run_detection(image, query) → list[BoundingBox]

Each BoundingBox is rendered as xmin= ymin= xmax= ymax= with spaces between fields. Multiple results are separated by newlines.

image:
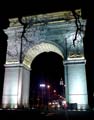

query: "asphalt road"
xmin=0 ymin=109 xmax=94 ymax=120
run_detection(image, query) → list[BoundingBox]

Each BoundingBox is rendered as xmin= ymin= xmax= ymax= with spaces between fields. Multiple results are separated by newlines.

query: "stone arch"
xmin=23 ymin=41 xmax=64 ymax=69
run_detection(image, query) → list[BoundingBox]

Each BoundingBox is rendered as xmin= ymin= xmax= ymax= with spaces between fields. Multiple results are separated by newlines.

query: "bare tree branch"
xmin=72 ymin=10 xmax=83 ymax=47
xmin=18 ymin=16 xmax=28 ymax=41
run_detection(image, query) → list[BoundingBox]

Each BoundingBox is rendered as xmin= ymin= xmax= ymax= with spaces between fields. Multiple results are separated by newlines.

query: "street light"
xmin=39 ymin=84 xmax=51 ymax=109
xmin=47 ymin=85 xmax=50 ymax=89
xmin=39 ymin=83 xmax=46 ymax=108
xmin=40 ymin=84 xmax=46 ymax=88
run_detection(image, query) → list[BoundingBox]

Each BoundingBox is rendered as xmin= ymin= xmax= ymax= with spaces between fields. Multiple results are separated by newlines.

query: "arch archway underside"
xmin=23 ymin=42 xmax=64 ymax=68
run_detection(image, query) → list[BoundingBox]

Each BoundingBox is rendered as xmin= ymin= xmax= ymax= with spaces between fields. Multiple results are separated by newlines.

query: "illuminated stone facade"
xmin=2 ymin=10 xmax=88 ymax=109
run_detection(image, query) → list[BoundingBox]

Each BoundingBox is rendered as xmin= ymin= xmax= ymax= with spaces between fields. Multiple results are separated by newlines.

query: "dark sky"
xmin=0 ymin=0 xmax=83 ymax=18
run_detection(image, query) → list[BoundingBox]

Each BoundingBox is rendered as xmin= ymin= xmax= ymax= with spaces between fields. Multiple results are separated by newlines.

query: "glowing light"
xmin=47 ymin=85 xmax=50 ymax=89
xmin=48 ymin=102 xmax=51 ymax=105
xmin=62 ymin=100 xmax=66 ymax=105
xmin=53 ymin=90 xmax=56 ymax=93
xmin=40 ymin=84 xmax=46 ymax=87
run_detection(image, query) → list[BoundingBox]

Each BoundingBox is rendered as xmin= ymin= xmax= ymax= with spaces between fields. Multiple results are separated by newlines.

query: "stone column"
xmin=63 ymin=59 xmax=88 ymax=110
xmin=2 ymin=64 xmax=31 ymax=108
xmin=2 ymin=64 xmax=23 ymax=108
xmin=21 ymin=66 xmax=31 ymax=108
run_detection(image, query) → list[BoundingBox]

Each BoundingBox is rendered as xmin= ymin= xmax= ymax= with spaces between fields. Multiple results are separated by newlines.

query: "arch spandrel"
xmin=23 ymin=42 xmax=64 ymax=68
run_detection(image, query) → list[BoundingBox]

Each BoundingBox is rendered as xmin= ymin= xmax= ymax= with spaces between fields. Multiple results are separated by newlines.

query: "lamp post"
xmin=39 ymin=84 xmax=51 ymax=109
xmin=47 ymin=85 xmax=50 ymax=100
xmin=39 ymin=84 xmax=46 ymax=108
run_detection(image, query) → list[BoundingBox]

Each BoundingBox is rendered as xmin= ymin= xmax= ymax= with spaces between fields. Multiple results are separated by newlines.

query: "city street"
xmin=0 ymin=108 xmax=94 ymax=120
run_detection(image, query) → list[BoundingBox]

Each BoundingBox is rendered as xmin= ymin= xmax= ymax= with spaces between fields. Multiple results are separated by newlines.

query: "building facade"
xmin=2 ymin=10 xmax=88 ymax=110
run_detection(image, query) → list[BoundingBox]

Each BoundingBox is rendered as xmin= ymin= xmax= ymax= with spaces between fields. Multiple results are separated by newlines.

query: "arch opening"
xmin=22 ymin=42 xmax=66 ymax=109
xmin=29 ymin=51 xmax=66 ymax=109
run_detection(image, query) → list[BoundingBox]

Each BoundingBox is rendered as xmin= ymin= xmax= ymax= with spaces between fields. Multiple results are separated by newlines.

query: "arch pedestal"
xmin=2 ymin=64 xmax=30 ymax=108
xmin=64 ymin=59 xmax=88 ymax=110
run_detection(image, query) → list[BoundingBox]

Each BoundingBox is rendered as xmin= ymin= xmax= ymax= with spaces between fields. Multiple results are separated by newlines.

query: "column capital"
xmin=63 ymin=59 xmax=86 ymax=65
